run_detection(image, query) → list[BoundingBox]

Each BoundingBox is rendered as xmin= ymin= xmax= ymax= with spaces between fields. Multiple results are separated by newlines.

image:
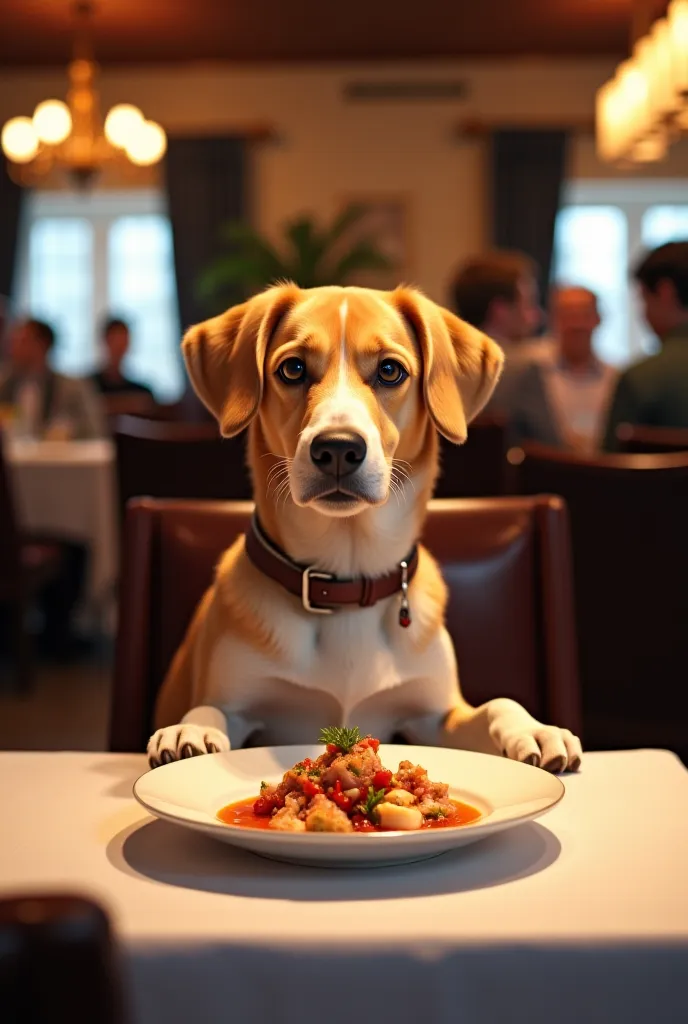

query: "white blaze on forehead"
xmin=338 ymin=299 xmax=349 ymax=387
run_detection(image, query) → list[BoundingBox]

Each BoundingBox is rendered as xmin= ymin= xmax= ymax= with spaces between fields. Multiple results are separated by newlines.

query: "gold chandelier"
xmin=596 ymin=0 xmax=688 ymax=165
xmin=0 ymin=2 xmax=167 ymax=187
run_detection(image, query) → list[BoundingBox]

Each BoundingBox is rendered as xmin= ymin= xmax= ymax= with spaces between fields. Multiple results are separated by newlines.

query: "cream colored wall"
xmin=3 ymin=58 xmax=686 ymax=304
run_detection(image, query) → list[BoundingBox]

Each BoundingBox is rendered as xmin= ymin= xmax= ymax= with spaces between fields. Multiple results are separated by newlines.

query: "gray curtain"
xmin=0 ymin=163 xmax=24 ymax=304
xmin=491 ymin=129 xmax=568 ymax=300
xmin=164 ymin=136 xmax=249 ymax=418
xmin=165 ymin=136 xmax=248 ymax=330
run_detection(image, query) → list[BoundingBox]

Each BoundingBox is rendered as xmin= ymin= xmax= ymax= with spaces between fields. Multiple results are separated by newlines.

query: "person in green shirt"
xmin=603 ymin=241 xmax=688 ymax=450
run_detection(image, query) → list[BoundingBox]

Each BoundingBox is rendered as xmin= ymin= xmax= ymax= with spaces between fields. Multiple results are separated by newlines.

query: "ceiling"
xmin=0 ymin=0 xmax=670 ymax=67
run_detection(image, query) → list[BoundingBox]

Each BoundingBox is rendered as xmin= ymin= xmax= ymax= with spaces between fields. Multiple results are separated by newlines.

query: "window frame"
xmin=14 ymin=188 xmax=183 ymax=399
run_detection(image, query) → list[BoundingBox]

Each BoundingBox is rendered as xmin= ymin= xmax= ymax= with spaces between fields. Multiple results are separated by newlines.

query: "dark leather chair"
xmin=615 ymin=422 xmax=688 ymax=454
xmin=434 ymin=416 xmax=509 ymax=498
xmin=513 ymin=442 xmax=688 ymax=758
xmin=110 ymin=495 xmax=581 ymax=753
xmin=113 ymin=415 xmax=252 ymax=526
xmin=0 ymin=432 xmax=61 ymax=690
xmin=0 ymin=894 xmax=125 ymax=1023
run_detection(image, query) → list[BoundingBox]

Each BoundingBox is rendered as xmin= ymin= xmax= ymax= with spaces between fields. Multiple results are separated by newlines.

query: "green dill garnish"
xmin=359 ymin=786 xmax=387 ymax=819
xmin=424 ymin=807 xmax=447 ymax=820
xmin=260 ymin=781 xmax=268 ymax=791
xmin=318 ymin=726 xmax=361 ymax=754
xmin=308 ymin=769 xmax=321 ymax=779
xmin=292 ymin=764 xmax=306 ymax=776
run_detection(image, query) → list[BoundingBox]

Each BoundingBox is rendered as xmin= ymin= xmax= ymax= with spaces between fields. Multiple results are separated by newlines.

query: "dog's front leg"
xmin=444 ymin=698 xmax=582 ymax=773
xmin=147 ymin=705 xmax=230 ymax=768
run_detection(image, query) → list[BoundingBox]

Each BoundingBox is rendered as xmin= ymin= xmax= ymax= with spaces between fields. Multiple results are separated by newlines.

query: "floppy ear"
xmin=182 ymin=283 xmax=300 ymax=437
xmin=391 ymin=286 xmax=504 ymax=444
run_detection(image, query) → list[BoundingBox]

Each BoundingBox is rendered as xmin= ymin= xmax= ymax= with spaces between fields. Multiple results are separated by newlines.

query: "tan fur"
xmin=155 ymin=283 xmax=507 ymax=749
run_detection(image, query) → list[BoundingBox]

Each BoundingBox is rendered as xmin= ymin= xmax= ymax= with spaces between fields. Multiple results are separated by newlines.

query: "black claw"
xmin=207 ymin=743 xmax=219 ymax=754
xmin=181 ymin=744 xmax=195 ymax=759
xmin=543 ymin=755 xmax=565 ymax=774
xmin=524 ymin=753 xmax=540 ymax=767
xmin=160 ymin=750 xmax=174 ymax=765
xmin=568 ymin=756 xmax=581 ymax=772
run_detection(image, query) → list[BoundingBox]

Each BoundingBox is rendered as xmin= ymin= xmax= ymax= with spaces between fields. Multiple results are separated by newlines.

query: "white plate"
xmin=133 ymin=744 xmax=564 ymax=868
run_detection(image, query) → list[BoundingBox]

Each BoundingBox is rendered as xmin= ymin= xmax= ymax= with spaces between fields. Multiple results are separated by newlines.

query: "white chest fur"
xmin=202 ymin=590 xmax=459 ymax=747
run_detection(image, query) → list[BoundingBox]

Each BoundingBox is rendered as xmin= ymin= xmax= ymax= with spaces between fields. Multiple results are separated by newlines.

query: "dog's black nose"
xmin=310 ymin=431 xmax=367 ymax=477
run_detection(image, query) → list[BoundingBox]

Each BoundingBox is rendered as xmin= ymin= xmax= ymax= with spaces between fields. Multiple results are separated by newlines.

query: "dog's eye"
xmin=277 ymin=357 xmax=307 ymax=385
xmin=377 ymin=360 xmax=408 ymax=387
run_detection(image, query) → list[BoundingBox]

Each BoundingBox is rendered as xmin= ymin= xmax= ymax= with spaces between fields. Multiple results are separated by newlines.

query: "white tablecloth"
xmin=1 ymin=749 xmax=687 ymax=1023
xmin=6 ymin=439 xmax=117 ymax=604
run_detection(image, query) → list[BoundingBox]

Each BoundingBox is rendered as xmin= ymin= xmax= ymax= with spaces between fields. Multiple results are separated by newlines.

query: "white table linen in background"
xmin=6 ymin=439 xmax=117 ymax=605
xmin=1 ymin=749 xmax=687 ymax=1022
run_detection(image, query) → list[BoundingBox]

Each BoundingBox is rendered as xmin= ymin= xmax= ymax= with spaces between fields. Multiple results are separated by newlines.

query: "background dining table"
xmin=1 ymin=747 xmax=687 ymax=1023
xmin=6 ymin=438 xmax=118 ymax=609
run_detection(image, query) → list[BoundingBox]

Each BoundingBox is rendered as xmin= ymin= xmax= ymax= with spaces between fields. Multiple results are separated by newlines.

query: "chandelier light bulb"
xmin=668 ymin=0 xmax=688 ymax=96
xmin=1 ymin=116 xmax=39 ymax=163
xmin=125 ymin=120 xmax=167 ymax=166
xmin=104 ymin=104 xmax=145 ymax=149
xmin=33 ymin=99 xmax=72 ymax=144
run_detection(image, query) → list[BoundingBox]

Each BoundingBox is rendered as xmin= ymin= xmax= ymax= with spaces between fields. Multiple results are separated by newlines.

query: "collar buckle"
xmin=302 ymin=566 xmax=335 ymax=614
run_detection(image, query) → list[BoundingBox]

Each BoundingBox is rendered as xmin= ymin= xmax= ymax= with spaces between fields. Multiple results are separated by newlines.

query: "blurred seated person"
xmin=92 ymin=318 xmax=154 ymax=412
xmin=509 ymin=286 xmax=617 ymax=454
xmin=451 ymin=250 xmax=549 ymax=415
xmin=603 ymin=241 xmax=688 ymax=450
xmin=0 ymin=318 xmax=105 ymax=440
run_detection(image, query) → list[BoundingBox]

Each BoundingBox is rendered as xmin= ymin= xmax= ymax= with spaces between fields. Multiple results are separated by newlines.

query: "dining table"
xmin=1 ymin=747 xmax=687 ymax=1023
xmin=6 ymin=438 xmax=118 ymax=608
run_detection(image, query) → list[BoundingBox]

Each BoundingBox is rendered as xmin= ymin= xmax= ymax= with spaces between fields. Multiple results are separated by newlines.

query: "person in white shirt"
xmin=450 ymin=250 xmax=552 ymax=416
xmin=509 ymin=286 xmax=618 ymax=453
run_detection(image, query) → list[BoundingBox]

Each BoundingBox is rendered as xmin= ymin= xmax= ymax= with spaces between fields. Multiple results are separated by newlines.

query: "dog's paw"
xmin=147 ymin=724 xmax=230 ymax=769
xmin=498 ymin=724 xmax=582 ymax=773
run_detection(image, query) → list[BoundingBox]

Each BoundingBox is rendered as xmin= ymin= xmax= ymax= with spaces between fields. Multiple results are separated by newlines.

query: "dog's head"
xmin=183 ymin=283 xmax=503 ymax=518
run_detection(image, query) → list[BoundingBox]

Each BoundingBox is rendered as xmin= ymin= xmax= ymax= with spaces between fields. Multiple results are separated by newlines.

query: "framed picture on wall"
xmin=334 ymin=194 xmax=412 ymax=289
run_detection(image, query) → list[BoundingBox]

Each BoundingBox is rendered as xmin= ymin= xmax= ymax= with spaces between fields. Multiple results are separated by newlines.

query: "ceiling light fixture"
xmin=1 ymin=2 xmax=167 ymax=187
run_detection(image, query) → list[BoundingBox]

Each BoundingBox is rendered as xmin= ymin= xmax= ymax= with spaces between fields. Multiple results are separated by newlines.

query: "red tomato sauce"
xmin=217 ymin=796 xmax=482 ymax=831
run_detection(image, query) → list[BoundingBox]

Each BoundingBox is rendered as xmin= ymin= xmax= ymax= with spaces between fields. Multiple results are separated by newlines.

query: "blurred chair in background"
xmin=113 ymin=416 xmax=252 ymax=527
xmin=513 ymin=442 xmax=688 ymax=760
xmin=0 ymin=432 xmax=62 ymax=690
xmin=109 ymin=495 xmax=581 ymax=754
xmin=615 ymin=422 xmax=688 ymax=454
xmin=0 ymin=894 xmax=126 ymax=1023
xmin=434 ymin=416 xmax=509 ymax=497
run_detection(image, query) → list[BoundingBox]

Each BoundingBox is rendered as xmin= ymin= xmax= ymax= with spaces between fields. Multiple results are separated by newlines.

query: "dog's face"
xmin=183 ymin=284 xmax=503 ymax=518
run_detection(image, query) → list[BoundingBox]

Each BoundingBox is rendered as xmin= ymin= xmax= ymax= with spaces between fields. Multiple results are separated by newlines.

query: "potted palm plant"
xmin=198 ymin=204 xmax=394 ymax=311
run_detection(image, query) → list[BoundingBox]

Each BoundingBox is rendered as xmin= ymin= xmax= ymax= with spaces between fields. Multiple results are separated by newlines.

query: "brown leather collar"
xmin=244 ymin=517 xmax=418 ymax=620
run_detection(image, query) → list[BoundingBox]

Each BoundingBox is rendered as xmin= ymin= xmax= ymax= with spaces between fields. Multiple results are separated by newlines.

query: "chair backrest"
xmin=110 ymin=495 xmax=580 ymax=753
xmin=514 ymin=443 xmax=688 ymax=745
xmin=113 ymin=416 xmax=252 ymax=524
xmin=434 ymin=416 xmax=508 ymax=497
xmin=0 ymin=432 xmax=22 ymax=597
xmin=0 ymin=894 xmax=125 ymax=1023
xmin=615 ymin=422 xmax=688 ymax=454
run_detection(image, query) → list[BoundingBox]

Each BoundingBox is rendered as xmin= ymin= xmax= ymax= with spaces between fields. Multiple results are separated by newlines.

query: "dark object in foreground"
xmin=0 ymin=893 xmax=127 ymax=1023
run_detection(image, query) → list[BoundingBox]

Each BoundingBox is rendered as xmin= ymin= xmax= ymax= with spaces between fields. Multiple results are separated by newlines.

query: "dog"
xmin=148 ymin=283 xmax=582 ymax=774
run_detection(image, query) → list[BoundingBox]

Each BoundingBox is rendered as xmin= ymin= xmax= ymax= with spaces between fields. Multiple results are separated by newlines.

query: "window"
xmin=553 ymin=181 xmax=688 ymax=367
xmin=15 ymin=190 xmax=183 ymax=401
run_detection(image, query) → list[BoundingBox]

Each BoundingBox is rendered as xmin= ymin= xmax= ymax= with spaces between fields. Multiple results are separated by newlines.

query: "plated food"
xmin=134 ymin=741 xmax=564 ymax=867
xmin=218 ymin=726 xmax=482 ymax=833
